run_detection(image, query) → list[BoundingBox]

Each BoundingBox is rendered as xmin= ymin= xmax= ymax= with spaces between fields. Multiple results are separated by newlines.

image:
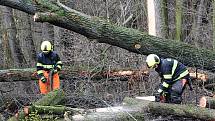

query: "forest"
xmin=0 ymin=0 xmax=215 ymax=121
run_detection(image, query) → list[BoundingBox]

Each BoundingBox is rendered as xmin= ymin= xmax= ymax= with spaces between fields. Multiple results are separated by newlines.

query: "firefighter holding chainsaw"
xmin=146 ymin=54 xmax=192 ymax=104
xmin=36 ymin=41 xmax=63 ymax=94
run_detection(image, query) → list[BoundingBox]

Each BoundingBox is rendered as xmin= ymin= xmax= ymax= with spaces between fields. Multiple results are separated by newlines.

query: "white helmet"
xmin=146 ymin=54 xmax=160 ymax=69
xmin=41 ymin=41 xmax=53 ymax=53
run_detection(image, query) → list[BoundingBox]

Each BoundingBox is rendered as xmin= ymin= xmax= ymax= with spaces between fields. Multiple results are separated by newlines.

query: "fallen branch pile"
xmin=6 ymin=90 xmax=215 ymax=121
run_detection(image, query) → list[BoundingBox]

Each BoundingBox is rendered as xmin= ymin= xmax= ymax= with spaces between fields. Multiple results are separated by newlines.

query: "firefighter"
xmin=36 ymin=41 xmax=63 ymax=94
xmin=146 ymin=54 xmax=192 ymax=104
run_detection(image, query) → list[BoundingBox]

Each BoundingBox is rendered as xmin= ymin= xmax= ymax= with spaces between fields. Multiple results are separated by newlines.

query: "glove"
xmin=154 ymin=92 xmax=161 ymax=102
xmin=41 ymin=76 xmax=47 ymax=83
xmin=154 ymin=92 xmax=166 ymax=102
xmin=53 ymin=67 xmax=60 ymax=74
xmin=53 ymin=69 xmax=58 ymax=73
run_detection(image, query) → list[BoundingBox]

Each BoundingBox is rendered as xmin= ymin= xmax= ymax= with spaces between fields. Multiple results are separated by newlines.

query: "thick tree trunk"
xmin=148 ymin=101 xmax=215 ymax=120
xmin=0 ymin=68 xmax=85 ymax=81
xmin=128 ymin=97 xmax=215 ymax=121
xmin=1 ymin=0 xmax=215 ymax=71
xmin=0 ymin=68 xmax=150 ymax=82
xmin=0 ymin=67 xmax=211 ymax=83
xmin=73 ymin=97 xmax=215 ymax=121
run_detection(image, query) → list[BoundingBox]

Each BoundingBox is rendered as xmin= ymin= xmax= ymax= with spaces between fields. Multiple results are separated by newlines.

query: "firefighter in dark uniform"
xmin=36 ymin=41 xmax=63 ymax=94
xmin=146 ymin=54 xmax=192 ymax=104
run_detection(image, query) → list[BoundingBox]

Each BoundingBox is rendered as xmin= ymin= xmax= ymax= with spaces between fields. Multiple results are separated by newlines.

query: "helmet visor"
xmin=42 ymin=50 xmax=50 ymax=54
xmin=147 ymin=64 xmax=157 ymax=69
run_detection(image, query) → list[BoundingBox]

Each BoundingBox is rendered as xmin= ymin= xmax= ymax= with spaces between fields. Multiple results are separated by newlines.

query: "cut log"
xmin=27 ymin=105 xmax=80 ymax=115
xmin=8 ymin=89 xmax=65 ymax=121
xmin=199 ymin=96 xmax=215 ymax=109
xmin=33 ymin=89 xmax=65 ymax=106
xmin=1 ymin=1 xmax=215 ymax=71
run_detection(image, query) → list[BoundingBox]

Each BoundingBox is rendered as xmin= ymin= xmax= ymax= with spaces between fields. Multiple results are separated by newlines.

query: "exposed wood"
xmin=0 ymin=1 xmax=215 ymax=71
xmin=199 ymin=96 xmax=215 ymax=109
xmin=0 ymin=68 xmax=149 ymax=82
xmin=0 ymin=67 xmax=211 ymax=83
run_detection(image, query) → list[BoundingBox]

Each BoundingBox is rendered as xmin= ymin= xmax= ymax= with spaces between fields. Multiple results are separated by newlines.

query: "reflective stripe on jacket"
xmin=36 ymin=51 xmax=63 ymax=78
xmin=155 ymin=58 xmax=189 ymax=92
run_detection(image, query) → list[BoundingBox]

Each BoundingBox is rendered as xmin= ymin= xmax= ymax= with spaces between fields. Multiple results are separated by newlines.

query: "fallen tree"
xmin=8 ymin=89 xmax=65 ymax=121
xmin=0 ymin=0 xmax=215 ymax=71
xmin=7 ymin=92 xmax=215 ymax=121
xmin=0 ymin=67 xmax=210 ymax=82
xmin=0 ymin=68 xmax=149 ymax=82
xmin=71 ymin=97 xmax=215 ymax=121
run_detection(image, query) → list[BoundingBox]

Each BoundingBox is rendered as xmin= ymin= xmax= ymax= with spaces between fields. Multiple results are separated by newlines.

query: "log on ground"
xmin=8 ymin=89 xmax=65 ymax=121
xmin=72 ymin=97 xmax=215 ymax=121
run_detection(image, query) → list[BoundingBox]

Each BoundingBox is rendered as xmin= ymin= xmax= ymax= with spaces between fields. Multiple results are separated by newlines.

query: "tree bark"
xmin=175 ymin=0 xmax=183 ymax=41
xmin=1 ymin=6 xmax=26 ymax=68
xmin=148 ymin=101 xmax=215 ymax=120
xmin=1 ymin=67 xmax=212 ymax=83
xmin=128 ymin=97 xmax=215 ymax=121
xmin=0 ymin=0 xmax=215 ymax=71
xmin=8 ymin=89 xmax=65 ymax=121
xmin=72 ymin=97 xmax=215 ymax=121
xmin=0 ymin=68 xmax=150 ymax=82
xmin=161 ymin=0 xmax=168 ymax=38
xmin=213 ymin=0 xmax=215 ymax=50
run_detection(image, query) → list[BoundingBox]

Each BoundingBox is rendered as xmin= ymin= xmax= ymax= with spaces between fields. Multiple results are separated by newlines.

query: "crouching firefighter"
xmin=36 ymin=41 xmax=63 ymax=94
xmin=146 ymin=54 xmax=193 ymax=104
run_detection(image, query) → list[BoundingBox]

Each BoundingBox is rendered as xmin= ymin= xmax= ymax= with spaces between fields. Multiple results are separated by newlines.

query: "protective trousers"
xmin=38 ymin=71 xmax=60 ymax=94
xmin=165 ymin=78 xmax=187 ymax=104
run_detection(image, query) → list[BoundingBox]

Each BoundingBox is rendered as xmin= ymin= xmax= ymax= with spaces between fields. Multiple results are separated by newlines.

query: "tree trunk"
xmin=73 ymin=97 xmax=215 ymax=121
xmin=148 ymin=101 xmax=215 ymax=120
xmin=128 ymin=97 xmax=215 ymax=121
xmin=175 ymin=0 xmax=183 ymax=41
xmin=14 ymin=10 xmax=36 ymax=67
xmin=1 ymin=0 xmax=215 ymax=71
xmin=161 ymin=0 xmax=168 ymax=38
xmin=213 ymin=0 xmax=215 ymax=50
xmin=1 ymin=6 xmax=27 ymax=68
xmin=147 ymin=0 xmax=156 ymax=36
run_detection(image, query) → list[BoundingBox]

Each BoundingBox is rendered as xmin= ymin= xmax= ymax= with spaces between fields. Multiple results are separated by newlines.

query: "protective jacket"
xmin=36 ymin=51 xmax=63 ymax=79
xmin=155 ymin=58 xmax=189 ymax=93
